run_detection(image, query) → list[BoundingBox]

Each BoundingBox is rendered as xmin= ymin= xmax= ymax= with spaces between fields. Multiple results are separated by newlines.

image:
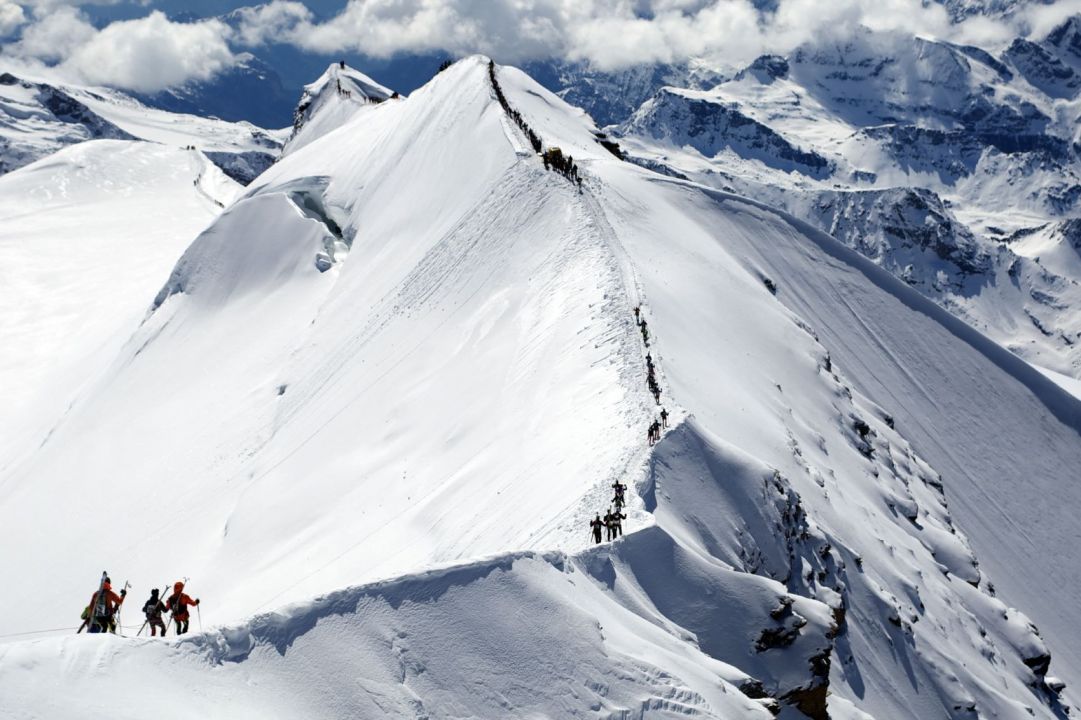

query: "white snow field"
xmin=0 ymin=140 xmax=241 ymax=460
xmin=1 ymin=57 xmax=1079 ymax=719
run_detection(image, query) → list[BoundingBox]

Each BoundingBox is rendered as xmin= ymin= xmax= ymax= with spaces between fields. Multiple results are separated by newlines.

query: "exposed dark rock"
xmin=782 ymin=673 xmax=830 ymax=720
xmin=736 ymin=55 xmax=790 ymax=83
xmin=1024 ymin=652 xmax=1052 ymax=677
xmin=625 ymin=89 xmax=832 ymax=178
xmin=739 ymin=678 xmax=768 ymax=699
xmin=1004 ymin=37 xmax=1080 ymax=99
xmin=204 ymin=150 xmax=277 ymax=186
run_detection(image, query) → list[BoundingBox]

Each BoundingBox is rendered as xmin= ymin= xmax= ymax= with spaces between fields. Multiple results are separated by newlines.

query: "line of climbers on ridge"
xmin=333 ymin=60 xmax=398 ymax=101
xmin=590 ymin=481 xmax=628 ymax=544
xmin=79 ymin=573 xmax=200 ymax=638
xmin=590 ymin=304 xmax=671 ymax=544
xmin=486 ymin=59 xmax=581 ymax=188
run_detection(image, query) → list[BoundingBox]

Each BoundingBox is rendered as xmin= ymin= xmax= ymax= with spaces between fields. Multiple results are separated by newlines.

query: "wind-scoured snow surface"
xmin=2 ymin=57 xmax=1079 ymax=719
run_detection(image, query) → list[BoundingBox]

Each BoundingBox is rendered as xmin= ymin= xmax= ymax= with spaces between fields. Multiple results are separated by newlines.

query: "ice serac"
xmin=1 ymin=56 xmax=1079 ymax=719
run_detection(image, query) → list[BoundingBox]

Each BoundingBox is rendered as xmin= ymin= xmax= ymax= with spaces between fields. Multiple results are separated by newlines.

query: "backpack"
xmin=93 ymin=591 xmax=109 ymax=618
xmin=143 ymin=598 xmax=161 ymax=618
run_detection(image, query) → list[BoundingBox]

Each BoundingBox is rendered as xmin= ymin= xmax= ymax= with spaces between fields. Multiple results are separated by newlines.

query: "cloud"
xmin=61 ymin=11 xmax=236 ymax=92
xmin=3 ymin=0 xmax=1078 ymax=92
xmin=1017 ymin=0 xmax=1081 ymax=39
xmin=11 ymin=6 xmax=96 ymax=61
xmin=2 ymin=7 xmax=236 ymax=92
xmin=228 ymin=0 xmax=1056 ymax=71
xmin=229 ymin=1 xmax=313 ymax=46
xmin=0 ymin=1 xmax=25 ymax=37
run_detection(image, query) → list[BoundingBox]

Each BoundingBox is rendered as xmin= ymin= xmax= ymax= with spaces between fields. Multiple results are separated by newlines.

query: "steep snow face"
xmin=0 ymin=140 xmax=241 ymax=460
xmin=2 ymin=57 xmax=1079 ymax=719
xmin=0 ymin=68 xmax=285 ymax=184
xmin=614 ymin=23 xmax=1081 ymax=377
xmin=283 ymin=63 xmax=395 ymax=156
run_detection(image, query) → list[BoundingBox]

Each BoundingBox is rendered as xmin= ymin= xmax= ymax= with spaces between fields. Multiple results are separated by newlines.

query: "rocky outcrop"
xmin=1004 ymin=37 xmax=1081 ymax=99
xmin=735 ymin=55 xmax=790 ymax=84
xmin=622 ymin=89 xmax=831 ymax=177
xmin=809 ymin=186 xmax=993 ymax=288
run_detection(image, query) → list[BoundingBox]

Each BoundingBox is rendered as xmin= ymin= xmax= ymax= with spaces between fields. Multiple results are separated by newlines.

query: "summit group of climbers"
xmin=79 ymin=573 xmax=200 ymax=637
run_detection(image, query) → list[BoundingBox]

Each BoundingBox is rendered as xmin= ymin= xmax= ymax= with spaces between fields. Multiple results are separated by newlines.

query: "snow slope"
xmin=2 ymin=57 xmax=1079 ymax=719
xmin=0 ymin=140 xmax=241 ymax=461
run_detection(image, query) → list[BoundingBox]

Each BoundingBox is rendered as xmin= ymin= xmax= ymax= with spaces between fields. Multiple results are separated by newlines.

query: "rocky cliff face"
xmin=623 ymin=87 xmax=832 ymax=177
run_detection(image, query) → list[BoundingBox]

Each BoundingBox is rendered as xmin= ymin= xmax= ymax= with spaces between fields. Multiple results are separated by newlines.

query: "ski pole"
xmin=197 ymin=604 xmax=202 ymax=633
xmin=115 ymin=581 xmax=131 ymax=636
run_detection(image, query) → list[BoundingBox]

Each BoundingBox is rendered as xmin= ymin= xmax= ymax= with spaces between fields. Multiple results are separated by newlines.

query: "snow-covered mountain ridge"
xmin=0 ymin=68 xmax=285 ymax=184
xmin=2 ymin=55 xmax=1080 ymax=719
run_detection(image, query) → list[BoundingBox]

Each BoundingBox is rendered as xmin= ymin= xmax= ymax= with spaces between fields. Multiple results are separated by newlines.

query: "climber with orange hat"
xmin=165 ymin=581 xmax=200 ymax=636
xmin=86 ymin=575 xmax=126 ymax=634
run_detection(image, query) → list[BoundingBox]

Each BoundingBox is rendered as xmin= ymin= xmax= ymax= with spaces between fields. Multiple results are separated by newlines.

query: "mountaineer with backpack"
xmin=142 ymin=588 xmax=168 ymax=637
xmin=85 ymin=575 xmax=126 ymax=633
xmin=165 ymin=581 xmax=200 ymax=636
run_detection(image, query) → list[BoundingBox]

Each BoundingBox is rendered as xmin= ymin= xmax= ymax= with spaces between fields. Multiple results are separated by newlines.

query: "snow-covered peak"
xmin=734 ymin=55 xmax=789 ymax=84
xmin=1044 ymin=14 xmax=1081 ymax=66
xmin=283 ymin=61 xmax=397 ymax=156
xmin=302 ymin=62 xmax=395 ymax=106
